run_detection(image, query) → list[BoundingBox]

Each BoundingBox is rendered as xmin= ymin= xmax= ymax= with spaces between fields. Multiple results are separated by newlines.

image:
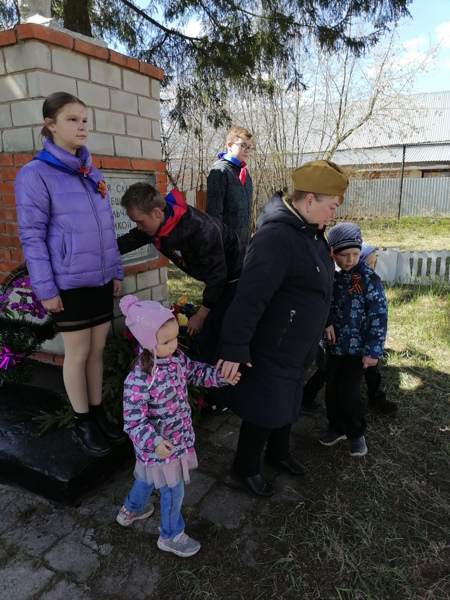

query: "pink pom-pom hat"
xmin=119 ymin=295 xmax=174 ymax=353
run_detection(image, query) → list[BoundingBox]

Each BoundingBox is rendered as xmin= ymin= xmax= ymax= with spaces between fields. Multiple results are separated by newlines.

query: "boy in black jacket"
xmin=206 ymin=126 xmax=254 ymax=246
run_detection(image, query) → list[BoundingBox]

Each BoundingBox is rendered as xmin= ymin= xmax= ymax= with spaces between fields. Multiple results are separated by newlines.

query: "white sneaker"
xmin=157 ymin=531 xmax=201 ymax=557
xmin=116 ymin=504 xmax=154 ymax=526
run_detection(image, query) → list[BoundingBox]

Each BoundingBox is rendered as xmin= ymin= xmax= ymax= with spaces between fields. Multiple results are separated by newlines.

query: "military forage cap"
xmin=291 ymin=160 xmax=348 ymax=196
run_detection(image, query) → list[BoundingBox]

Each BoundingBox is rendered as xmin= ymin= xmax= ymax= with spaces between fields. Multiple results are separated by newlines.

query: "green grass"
xmin=167 ymin=265 xmax=204 ymax=307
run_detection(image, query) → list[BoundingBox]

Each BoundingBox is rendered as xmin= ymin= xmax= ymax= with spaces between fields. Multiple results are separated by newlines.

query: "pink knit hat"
xmin=119 ymin=295 xmax=174 ymax=352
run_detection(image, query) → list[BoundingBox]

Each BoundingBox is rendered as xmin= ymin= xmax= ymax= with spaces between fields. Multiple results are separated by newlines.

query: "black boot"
xmin=72 ymin=415 xmax=111 ymax=458
xmin=231 ymin=471 xmax=275 ymax=498
xmin=90 ymin=404 xmax=127 ymax=446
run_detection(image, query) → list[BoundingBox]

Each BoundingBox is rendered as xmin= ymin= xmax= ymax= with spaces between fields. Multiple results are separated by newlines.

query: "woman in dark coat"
xmin=218 ymin=160 xmax=348 ymax=498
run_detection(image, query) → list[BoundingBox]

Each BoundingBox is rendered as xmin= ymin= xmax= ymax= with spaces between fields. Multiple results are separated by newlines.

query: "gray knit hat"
xmin=327 ymin=222 xmax=363 ymax=254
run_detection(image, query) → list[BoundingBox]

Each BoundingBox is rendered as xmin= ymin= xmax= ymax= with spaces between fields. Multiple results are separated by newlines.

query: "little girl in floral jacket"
xmin=116 ymin=295 xmax=240 ymax=558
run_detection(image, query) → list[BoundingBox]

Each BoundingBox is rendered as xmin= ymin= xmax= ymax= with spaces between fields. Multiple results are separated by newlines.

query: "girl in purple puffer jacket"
xmin=14 ymin=92 xmax=125 ymax=458
xmin=116 ymin=295 xmax=240 ymax=557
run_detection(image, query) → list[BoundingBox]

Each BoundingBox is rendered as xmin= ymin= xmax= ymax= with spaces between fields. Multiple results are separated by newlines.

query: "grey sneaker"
xmin=319 ymin=431 xmax=347 ymax=446
xmin=349 ymin=436 xmax=368 ymax=457
xmin=157 ymin=531 xmax=201 ymax=557
xmin=116 ymin=504 xmax=154 ymax=527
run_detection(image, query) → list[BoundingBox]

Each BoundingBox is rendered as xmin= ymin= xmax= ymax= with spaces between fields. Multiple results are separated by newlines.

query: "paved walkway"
xmin=0 ymin=409 xmax=318 ymax=600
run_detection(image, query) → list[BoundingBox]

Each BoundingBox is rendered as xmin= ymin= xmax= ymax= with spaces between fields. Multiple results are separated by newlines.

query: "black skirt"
xmin=52 ymin=281 xmax=114 ymax=332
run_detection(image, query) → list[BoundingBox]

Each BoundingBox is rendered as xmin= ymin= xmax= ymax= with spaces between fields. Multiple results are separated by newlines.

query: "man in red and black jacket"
xmin=117 ymin=182 xmax=245 ymax=362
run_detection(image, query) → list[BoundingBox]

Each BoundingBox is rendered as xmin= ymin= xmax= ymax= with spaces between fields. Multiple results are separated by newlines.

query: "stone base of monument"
xmin=0 ymin=363 xmax=133 ymax=506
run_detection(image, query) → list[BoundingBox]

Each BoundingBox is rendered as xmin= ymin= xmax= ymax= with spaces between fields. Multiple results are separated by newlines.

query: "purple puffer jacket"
xmin=14 ymin=139 xmax=123 ymax=301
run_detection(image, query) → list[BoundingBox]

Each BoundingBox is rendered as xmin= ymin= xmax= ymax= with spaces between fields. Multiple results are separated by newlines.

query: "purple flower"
xmin=13 ymin=276 xmax=31 ymax=289
xmin=15 ymin=290 xmax=33 ymax=299
xmin=10 ymin=301 xmax=32 ymax=314
xmin=0 ymin=347 xmax=25 ymax=370
xmin=29 ymin=302 xmax=47 ymax=319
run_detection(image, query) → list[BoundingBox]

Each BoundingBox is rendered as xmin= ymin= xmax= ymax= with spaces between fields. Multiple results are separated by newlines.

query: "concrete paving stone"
xmin=225 ymin=413 xmax=243 ymax=428
xmin=196 ymin=444 xmax=233 ymax=476
xmin=93 ymin=559 xmax=159 ymax=600
xmin=213 ymin=423 xmax=240 ymax=451
xmin=77 ymin=496 xmax=121 ymax=522
xmin=0 ymin=487 xmax=30 ymax=534
xmin=198 ymin=488 xmax=253 ymax=529
xmin=39 ymin=580 xmax=94 ymax=600
xmin=0 ymin=543 xmax=8 ymax=562
xmin=0 ymin=558 xmax=54 ymax=600
xmin=82 ymin=528 xmax=113 ymax=557
xmin=40 ymin=509 xmax=77 ymax=536
xmin=44 ymin=531 xmax=100 ymax=582
xmin=197 ymin=412 xmax=227 ymax=432
xmin=1 ymin=524 xmax=57 ymax=557
xmin=184 ymin=470 xmax=216 ymax=507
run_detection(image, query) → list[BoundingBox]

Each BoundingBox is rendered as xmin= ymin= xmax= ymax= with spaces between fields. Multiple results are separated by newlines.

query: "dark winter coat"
xmin=14 ymin=140 xmax=123 ymax=302
xmin=117 ymin=204 xmax=244 ymax=309
xmin=218 ymin=192 xmax=335 ymax=428
xmin=206 ymin=159 xmax=253 ymax=246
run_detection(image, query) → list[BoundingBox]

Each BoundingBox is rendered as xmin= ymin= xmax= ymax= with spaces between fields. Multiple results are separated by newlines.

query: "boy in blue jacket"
xmin=320 ymin=223 xmax=388 ymax=457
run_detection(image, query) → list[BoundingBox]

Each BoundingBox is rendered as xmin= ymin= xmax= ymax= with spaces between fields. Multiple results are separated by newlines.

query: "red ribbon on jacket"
xmin=348 ymin=273 xmax=362 ymax=294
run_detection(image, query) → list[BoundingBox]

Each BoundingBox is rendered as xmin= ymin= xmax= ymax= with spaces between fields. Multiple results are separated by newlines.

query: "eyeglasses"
xmin=232 ymin=142 xmax=254 ymax=152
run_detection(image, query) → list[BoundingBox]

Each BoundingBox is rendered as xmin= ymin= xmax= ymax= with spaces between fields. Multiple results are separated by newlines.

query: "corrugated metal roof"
xmin=287 ymin=143 xmax=450 ymax=167
xmin=341 ymin=91 xmax=450 ymax=149
xmin=331 ymin=144 xmax=450 ymax=167
xmin=290 ymin=91 xmax=450 ymax=154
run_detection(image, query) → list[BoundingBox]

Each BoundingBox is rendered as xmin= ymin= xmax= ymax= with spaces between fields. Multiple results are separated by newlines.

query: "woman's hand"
xmin=362 ymin=356 xmax=378 ymax=369
xmin=155 ymin=440 xmax=174 ymax=459
xmin=42 ymin=295 xmax=64 ymax=313
xmin=113 ymin=279 xmax=121 ymax=296
xmin=325 ymin=325 xmax=335 ymax=345
xmin=216 ymin=359 xmax=251 ymax=382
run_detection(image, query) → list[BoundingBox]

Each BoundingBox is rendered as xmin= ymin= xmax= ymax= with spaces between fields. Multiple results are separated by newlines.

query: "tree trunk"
xmin=63 ymin=0 xmax=92 ymax=37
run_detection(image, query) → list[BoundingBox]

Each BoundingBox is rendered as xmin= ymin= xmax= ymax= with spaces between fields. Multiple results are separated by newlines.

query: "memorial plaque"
xmin=103 ymin=171 xmax=159 ymax=265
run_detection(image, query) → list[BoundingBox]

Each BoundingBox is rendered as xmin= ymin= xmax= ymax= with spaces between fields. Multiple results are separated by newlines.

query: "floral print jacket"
xmin=327 ymin=259 xmax=388 ymax=359
xmin=123 ymin=349 xmax=227 ymax=467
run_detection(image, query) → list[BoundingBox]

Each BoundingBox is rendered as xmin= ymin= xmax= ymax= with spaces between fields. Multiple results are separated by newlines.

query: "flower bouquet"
xmin=0 ymin=269 xmax=55 ymax=387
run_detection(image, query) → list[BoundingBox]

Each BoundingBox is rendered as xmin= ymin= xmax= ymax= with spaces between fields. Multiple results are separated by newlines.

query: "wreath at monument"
xmin=0 ymin=268 xmax=55 ymax=387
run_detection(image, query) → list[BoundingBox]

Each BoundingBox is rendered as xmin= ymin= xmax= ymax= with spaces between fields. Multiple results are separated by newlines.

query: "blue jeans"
xmin=124 ymin=478 xmax=185 ymax=539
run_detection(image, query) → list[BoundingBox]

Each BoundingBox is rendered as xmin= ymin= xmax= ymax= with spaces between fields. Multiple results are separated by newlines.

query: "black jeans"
xmin=325 ymin=354 xmax=366 ymax=438
xmin=233 ymin=421 xmax=292 ymax=477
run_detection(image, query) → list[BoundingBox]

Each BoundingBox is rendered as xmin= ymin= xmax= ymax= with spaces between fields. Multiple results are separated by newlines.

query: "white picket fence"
xmin=375 ymin=249 xmax=450 ymax=285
